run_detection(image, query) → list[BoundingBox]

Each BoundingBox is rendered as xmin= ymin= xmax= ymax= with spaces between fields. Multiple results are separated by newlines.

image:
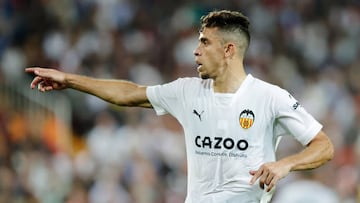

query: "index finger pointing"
xmin=25 ymin=67 xmax=37 ymax=72
xmin=25 ymin=67 xmax=40 ymax=74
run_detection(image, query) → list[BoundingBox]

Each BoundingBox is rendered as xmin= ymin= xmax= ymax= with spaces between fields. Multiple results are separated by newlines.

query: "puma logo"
xmin=193 ymin=109 xmax=204 ymax=121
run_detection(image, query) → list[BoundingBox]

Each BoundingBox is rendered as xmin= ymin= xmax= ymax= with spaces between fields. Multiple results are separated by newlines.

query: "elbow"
xmin=319 ymin=135 xmax=334 ymax=165
xmin=113 ymin=97 xmax=148 ymax=107
xmin=113 ymin=99 xmax=132 ymax=107
xmin=310 ymin=131 xmax=335 ymax=166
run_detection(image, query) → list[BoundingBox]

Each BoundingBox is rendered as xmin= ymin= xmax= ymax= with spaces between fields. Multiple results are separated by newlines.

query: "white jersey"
xmin=146 ymin=74 xmax=322 ymax=203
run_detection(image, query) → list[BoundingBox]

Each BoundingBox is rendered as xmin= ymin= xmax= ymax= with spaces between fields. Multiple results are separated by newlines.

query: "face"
xmin=193 ymin=27 xmax=226 ymax=79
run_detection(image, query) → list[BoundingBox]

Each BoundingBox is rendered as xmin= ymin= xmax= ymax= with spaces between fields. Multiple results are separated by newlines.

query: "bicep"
xmin=306 ymin=130 xmax=332 ymax=147
xmin=127 ymin=86 xmax=152 ymax=108
xmin=303 ymin=130 xmax=334 ymax=168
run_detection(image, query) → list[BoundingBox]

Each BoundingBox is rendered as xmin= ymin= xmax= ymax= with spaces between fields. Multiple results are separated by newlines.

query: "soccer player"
xmin=26 ymin=10 xmax=334 ymax=203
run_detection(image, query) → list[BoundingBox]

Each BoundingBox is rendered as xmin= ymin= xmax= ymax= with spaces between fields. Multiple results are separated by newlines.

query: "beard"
xmin=198 ymin=67 xmax=210 ymax=79
xmin=199 ymin=73 xmax=210 ymax=79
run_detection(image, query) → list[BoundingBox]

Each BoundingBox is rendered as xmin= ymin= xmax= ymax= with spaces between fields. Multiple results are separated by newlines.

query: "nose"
xmin=193 ymin=47 xmax=200 ymax=56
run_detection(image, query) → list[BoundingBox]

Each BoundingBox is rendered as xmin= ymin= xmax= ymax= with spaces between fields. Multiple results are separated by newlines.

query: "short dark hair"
xmin=200 ymin=10 xmax=250 ymax=51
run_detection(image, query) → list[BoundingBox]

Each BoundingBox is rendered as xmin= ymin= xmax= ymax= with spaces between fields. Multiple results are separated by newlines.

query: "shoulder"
xmin=172 ymin=77 xmax=212 ymax=90
xmin=249 ymin=75 xmax=283 ymax=95
xmin=148 ymin=77 xmax=211 ymax=97
xmin=246 ymin=75 xmax=292 ymax=110
xmin=177 ymin=77 xmax=208 ymax=84
xmin=251 ymin=76 xmax=303 ymax=112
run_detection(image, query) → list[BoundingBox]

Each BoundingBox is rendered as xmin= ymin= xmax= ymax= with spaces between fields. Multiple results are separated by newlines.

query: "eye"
xmin=200 ymin=38 xmax=209 ymax=46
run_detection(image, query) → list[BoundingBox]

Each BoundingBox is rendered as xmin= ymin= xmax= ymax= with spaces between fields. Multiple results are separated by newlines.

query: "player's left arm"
xmin=249 ymin=130 xmax=334 ymax=192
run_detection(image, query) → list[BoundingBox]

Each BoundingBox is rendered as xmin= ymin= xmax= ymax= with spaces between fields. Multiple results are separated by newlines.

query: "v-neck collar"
xmin=211 ymin=74 xmax=254 ymax=106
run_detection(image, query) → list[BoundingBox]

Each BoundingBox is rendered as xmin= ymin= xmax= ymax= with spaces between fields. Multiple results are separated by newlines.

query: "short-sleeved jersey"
xmin=146 ymin=74 xmax=322 ymax=203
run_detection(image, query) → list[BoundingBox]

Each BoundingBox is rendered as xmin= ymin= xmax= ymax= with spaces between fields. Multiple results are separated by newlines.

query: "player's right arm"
xmin=25 ymin=67 xmax=152 ymax=108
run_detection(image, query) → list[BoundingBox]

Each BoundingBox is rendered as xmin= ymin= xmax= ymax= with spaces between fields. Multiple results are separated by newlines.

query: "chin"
xmin=200 ymin=74 xmax=210 ymax=79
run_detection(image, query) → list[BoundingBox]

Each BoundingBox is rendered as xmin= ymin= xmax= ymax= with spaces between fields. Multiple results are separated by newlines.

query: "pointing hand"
xmin=25 ymin=67 xmax=67 ymax=92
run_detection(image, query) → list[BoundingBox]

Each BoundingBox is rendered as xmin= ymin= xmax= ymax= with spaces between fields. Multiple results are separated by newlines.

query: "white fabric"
xmin=146 ymin=74 xmax=322 ymax=203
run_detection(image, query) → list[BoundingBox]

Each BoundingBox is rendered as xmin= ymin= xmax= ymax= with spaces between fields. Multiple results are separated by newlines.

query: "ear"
xmin=224 ymin=43 xmax=236 ymax=58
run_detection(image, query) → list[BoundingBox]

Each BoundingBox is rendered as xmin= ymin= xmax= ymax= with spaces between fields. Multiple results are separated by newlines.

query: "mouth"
xmin=195 ymin=61 xmax=203 ymax=71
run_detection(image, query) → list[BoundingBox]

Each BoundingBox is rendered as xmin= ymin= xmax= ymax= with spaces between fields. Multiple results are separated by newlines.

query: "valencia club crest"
xmin=239 ymin=109 xmax=255 ymax=129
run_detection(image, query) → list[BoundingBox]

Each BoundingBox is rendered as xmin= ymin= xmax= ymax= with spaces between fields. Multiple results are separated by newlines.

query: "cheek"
xmin=207 ymin=52 xmax=223 ymax=66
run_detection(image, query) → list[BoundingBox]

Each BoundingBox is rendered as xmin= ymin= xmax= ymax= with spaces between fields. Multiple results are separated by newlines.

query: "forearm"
xmin=279 ymin=131 xmax=334 ymax=171
xmin=65 ymin=73 xmax=151 ymax=107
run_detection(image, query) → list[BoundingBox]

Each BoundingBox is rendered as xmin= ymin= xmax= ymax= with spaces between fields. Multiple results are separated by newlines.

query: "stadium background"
xmin=0 ymin=0 xmax=359 ymax=202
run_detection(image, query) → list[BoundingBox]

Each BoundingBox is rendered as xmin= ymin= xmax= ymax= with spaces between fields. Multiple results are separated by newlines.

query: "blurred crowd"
xmin=0 ymin=0 xmax=359 ymax=202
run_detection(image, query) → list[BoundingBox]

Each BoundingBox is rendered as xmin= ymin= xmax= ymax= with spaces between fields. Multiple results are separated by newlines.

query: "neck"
xmin=213 ymin=61 xmax=247 ymax=93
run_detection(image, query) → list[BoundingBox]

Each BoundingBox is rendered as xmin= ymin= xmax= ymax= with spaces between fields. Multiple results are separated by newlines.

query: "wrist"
xmin=278 ymin=157 xmax=296 ymax=172
xmin=64 ymin=73 xmax=77 ymax=88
